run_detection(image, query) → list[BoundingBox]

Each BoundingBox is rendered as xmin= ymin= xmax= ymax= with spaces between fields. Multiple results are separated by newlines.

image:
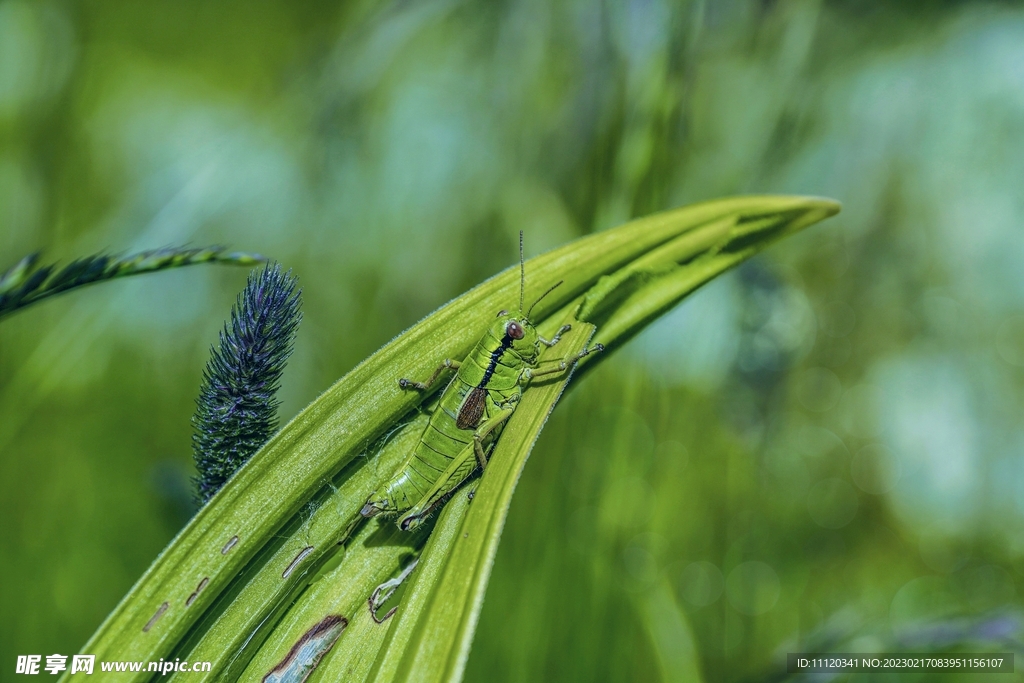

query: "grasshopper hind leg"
xmin=397 ymin=441 xmax=479 ymax=531
xmin=397 ymin=408 xmax=514 ymax=531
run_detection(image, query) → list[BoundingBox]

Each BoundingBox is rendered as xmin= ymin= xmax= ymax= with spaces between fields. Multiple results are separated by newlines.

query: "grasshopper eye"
xmin=496 ymin=310 xmax=508 ymax=317
xmin=507 ymin=321 xmax=524 ymax=340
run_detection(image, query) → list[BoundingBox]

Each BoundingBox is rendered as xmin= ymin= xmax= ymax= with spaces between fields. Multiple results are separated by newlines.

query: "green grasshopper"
xmin=360 ymin=234 xmax=602 ymax=531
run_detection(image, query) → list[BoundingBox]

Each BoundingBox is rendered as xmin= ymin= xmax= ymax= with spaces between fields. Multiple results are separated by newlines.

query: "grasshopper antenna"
xmin=519 ymin=230 xmax=525 ymax=315
xmin=527 ymin=280 xmax=563 ymax=319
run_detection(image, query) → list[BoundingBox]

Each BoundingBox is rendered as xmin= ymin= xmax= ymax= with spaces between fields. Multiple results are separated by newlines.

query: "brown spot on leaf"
xmin=283 ymin=546 xmax=314 ymax=579
xmin=368 ymin=598 xmax=397 ymax=625
xmin=221 ymin=535 xmax=239 ymax=554
xmin=186 ymin=577 xmax=209 ymax=607
xmin=262 ymin=615 xmax=347 ymax=683
xmin=143 ymin=602 xmax=169 ymax=632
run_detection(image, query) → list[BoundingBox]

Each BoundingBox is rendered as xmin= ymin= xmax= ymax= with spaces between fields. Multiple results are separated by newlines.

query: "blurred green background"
xmin=3 ymin=0 xmax=1024 ymax=680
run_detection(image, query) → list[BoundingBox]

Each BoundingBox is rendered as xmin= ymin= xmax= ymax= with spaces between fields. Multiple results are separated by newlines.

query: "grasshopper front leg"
xmin=398 ymin=358 xmax=461 ymax=391
xmin=538 ymin=324 xmax=572 ymax=347
xmin=524 ymin=343 xmax=604 ymax=381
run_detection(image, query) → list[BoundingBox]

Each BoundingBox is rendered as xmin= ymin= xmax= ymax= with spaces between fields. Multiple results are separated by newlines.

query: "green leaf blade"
xmin=68 ymin=195 xmax=839 ymax=683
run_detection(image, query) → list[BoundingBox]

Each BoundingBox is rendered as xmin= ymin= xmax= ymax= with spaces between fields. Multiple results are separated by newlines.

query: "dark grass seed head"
xmin=192 ymin=263 xmax=302 ymax=504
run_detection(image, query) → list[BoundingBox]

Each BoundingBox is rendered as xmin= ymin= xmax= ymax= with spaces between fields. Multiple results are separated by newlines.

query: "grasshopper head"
xmin=499 ymin=232 xmax=560 ymax=365
xmin=493 ymin=311 xmax=540 ymax=363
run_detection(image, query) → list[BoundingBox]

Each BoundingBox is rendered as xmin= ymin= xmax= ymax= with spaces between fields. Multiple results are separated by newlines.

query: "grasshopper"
xmin=360 ymin=234 xmax=602 ymax=531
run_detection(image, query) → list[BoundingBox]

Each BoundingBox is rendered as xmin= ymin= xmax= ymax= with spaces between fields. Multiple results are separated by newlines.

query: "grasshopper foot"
xmin=399 ymin=513 xmax=426 ymax=531
xmin=360 ymin=499 xmax=386 ymax=518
